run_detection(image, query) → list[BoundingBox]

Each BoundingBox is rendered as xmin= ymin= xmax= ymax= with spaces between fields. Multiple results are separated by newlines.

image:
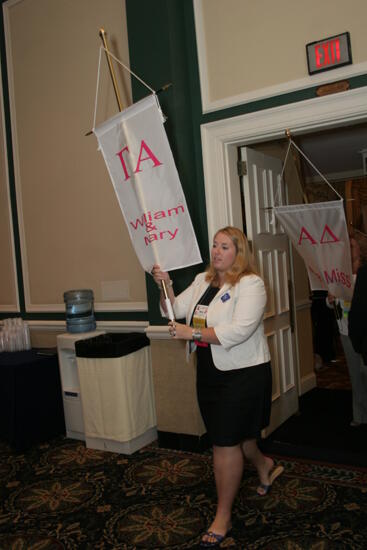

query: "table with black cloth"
xmin=0 ymin=349 xmax=65 ymax=451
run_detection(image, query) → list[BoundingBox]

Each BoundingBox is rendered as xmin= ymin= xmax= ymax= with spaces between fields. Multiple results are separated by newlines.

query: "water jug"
xmin=63 ymin=289 xmax=96 ymax=333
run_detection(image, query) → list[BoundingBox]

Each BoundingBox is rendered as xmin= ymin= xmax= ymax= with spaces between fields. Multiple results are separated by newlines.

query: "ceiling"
xmin=297 ymin=122 xmax=367 ymax=183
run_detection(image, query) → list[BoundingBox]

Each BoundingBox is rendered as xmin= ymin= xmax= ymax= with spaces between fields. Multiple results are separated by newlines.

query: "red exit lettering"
xmin=315 ymin=39 xmax=341 ymax=68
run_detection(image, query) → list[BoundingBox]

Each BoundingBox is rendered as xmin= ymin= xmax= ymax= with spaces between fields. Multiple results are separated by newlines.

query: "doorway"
xmin=241 ymin=121 xmax=367 ymax=387
xmin=239 ymin=128 xmax=367 ymax=461
xmin=296 ymin=123 xmax=367 ymax=395
xmin=200 ymin=86 xmax=367 ymax=438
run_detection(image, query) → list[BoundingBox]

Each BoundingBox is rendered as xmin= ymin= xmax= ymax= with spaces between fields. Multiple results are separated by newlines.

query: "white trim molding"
xmin=145 ymin=324 xmax=170 ymax=340
xmin=26 ymin=320 xmax=170 ymax=339
xmin=201 ymin=87 xmax=367 ymax=242
xmin=194 ymin=0 xmax=367 ymax=114
xmin=0 ymin=305 xmax=20 ymax=312
xmin=27 ymin=319 xmax=149 ymax=333
xmin=0 ymin=43 xmax=19 ymax=312
xmin=25 ymin=302 xmax=148 ymax=313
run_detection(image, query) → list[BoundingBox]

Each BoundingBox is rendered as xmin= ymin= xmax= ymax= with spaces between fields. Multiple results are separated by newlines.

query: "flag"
xmin=93 ymin=94 xmax=202 ymax=273
xmin=274 ymin=199 xmax=353 ymax=300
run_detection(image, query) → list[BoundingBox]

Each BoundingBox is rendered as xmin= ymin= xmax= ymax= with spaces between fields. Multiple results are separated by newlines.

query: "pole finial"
xmin=285 ymin=129 xmax=292 ymax=140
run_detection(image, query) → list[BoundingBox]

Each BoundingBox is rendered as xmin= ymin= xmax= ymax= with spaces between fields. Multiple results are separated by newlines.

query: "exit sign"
xmin=306 ymin=32 xmax=352 ymax=75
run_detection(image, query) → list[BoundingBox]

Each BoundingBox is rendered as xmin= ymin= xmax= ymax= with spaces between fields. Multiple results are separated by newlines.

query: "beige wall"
xmin=197 ymin=0 xmax=367 ymax=108
xmin=2 ymin=0 xmax=146 ymax=312
xmin=30 ymin=329 xmax=61 ymax=349
xmin=0 ymin=69 xmax=17 ymax=311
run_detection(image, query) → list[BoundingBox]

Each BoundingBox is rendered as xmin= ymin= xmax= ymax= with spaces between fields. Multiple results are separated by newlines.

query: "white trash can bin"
xmin=75 ymin=332 xmax=157 ymax=454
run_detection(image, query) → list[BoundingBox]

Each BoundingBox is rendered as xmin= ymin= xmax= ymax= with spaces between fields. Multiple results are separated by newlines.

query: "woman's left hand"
xmin=168 ymin=320 xmax=192 ymax=340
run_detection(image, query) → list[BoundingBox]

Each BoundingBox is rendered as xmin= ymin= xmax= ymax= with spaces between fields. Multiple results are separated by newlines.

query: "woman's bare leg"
xmin=241 ymin=438 xmax=274 ymax=486
xmin=202 ymin=444 xmax=243 ymax=544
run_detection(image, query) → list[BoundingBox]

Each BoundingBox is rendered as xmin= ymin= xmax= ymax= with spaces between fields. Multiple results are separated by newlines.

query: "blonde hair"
xmin=205 ymin=226 xmax=258 ymax=286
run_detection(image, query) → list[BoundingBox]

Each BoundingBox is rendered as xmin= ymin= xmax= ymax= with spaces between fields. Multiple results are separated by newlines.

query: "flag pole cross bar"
xmin=85 ymin=29 xmax=172 ymax=136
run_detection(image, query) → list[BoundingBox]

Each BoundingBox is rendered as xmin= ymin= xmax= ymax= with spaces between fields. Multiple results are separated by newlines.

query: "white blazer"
xmin=170 ymin=272 xmax=270 ymax=371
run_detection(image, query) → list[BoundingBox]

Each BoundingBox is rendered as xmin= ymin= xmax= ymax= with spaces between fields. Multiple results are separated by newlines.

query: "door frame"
xmin=200 ymin=86 xmax=367 ymax=395
xmin=201 ymin=87 xmax=367 ymax=242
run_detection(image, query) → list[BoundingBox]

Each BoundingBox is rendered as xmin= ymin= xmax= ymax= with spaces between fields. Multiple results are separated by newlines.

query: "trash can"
xmin=75 ymin=332 xmax=157 ymax=454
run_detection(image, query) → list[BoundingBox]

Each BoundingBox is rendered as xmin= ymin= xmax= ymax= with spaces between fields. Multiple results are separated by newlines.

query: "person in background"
xmin=311 ymin=290 xmax=337 ymax=370
xmin=326 ymin=291 xmax=367 ymax=426
xmin=151 ymin=226 xmax=283 ymax=548
xmin=343 ymin=231 xmax=367 ymax=425
xmin=313 ymin=234 xmax=361 ymax=372
xmin=348 ymin=239 xmax=367 ymax=412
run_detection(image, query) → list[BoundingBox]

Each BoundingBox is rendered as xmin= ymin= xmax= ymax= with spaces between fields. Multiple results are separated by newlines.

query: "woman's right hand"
xmin=151 ymin=264 xmax=170 ymax=288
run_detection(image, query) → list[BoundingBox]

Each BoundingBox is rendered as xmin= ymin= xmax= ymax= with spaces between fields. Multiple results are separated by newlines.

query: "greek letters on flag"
xmin=94 ymin=94 xmax=202 ymax=272
xmin=274 ymin=200 xmax=353 ymax=300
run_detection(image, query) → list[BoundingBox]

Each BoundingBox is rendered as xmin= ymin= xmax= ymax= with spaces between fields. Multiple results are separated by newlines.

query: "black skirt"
xmin=196 ymin=345 xmax=272 ymax=446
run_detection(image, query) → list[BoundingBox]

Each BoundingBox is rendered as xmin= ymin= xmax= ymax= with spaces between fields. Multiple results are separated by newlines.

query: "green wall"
xmin=126 ymin=0 xmax=208 ymax=324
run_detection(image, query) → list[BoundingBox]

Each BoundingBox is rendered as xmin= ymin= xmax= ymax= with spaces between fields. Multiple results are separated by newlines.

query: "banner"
xmin=274 ymin=200 xmax=353 ymax=300
xmin=94 ymin=94 xmax=202 ymax=273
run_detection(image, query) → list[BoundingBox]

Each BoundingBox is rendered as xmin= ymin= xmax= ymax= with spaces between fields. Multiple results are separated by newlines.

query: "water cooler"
xmin=57 ymin=331 xmax=105 ymax=440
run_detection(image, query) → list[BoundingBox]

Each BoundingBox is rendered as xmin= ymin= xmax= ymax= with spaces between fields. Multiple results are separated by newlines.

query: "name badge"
xmin=193 ymin=304 xmax=208 ymax=328
xmin=221 ymin=292 xmax=230 ymax=303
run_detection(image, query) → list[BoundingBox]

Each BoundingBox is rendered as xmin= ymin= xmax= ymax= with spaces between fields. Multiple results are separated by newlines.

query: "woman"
xmin=152 ymin=226 xmax=283 ymax=548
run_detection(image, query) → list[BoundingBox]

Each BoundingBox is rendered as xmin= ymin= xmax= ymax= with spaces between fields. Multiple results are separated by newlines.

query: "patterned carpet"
xmin=1 ymin=437 xmax=367 ymax=549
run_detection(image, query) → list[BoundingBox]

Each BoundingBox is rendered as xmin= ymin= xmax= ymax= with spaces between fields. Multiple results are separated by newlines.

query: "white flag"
xmin=94 ymin=94 xmax=202 ymax=273
xmin=274 ymin=200 xmax=353 ymax=300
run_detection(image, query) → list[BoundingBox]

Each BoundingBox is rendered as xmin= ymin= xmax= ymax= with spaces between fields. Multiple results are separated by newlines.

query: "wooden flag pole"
xmin=99 ymin=28 xmax=123 ymax=112
xmin=84 ymin=29 xmax=123 ymax=136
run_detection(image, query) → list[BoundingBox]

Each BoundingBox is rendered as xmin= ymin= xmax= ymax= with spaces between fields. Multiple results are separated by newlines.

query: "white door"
xmin=240 ymin=147 xmax=299 ymax=434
